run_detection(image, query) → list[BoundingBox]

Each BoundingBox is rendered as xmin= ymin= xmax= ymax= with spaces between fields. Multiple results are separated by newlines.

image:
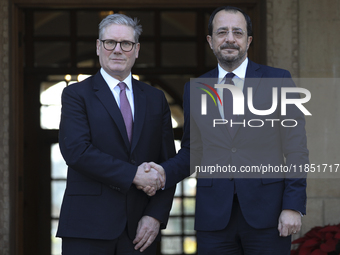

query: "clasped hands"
xmin=132 ymin=162 xmax=165 ymax=196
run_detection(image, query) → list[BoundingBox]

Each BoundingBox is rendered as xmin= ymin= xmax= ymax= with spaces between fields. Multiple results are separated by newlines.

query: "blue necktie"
xmin=223 ymin=73 xmax=236 ymax=137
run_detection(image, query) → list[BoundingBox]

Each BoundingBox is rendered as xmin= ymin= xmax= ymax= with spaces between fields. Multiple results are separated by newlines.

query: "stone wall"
xmin=267 ymin=0 xmax=340 ymax=239
xmin=299 ymin=0 xmax=340 ymax=236
xmin=267 ymin=0 xmax=300 ymax=77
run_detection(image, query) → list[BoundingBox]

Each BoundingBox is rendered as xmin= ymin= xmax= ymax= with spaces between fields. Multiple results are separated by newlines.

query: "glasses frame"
xmin=99 ymin=39 xmax=137 ymax=52
xmin=213 ymin=29 xmax=246 ymax=39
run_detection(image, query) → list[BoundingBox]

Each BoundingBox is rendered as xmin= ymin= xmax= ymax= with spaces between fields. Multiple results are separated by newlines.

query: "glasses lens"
xmin=121 ymin=41 xmax=133 ymax=52
xmin=104 ymin=40 xmax=116 ymax=50
xmin=232 ymin=30 xmax=244 ymax=38
xmin=216 ymin=31 xmax=227 ymax=38
xmin=215 ymin=30 xmax=244 ymax=39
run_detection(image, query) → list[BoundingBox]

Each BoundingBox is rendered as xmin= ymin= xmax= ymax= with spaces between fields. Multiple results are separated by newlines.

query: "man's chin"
xmin=108 ymin=64 xmax=125 ymax=72
xmin=220 ymin=55 xmax=238 ymax=63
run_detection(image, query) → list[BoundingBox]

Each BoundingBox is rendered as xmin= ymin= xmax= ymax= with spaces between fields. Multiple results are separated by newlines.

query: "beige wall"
xmin=267 ymin=0 xmax=300 ymax=77
xmin=300 ymin=0 xmax=340 ymax=237
xmin=299 ymin=0 xmax=340 ymax=78
xmin=267 ymin=0 xmax=340 ymax=239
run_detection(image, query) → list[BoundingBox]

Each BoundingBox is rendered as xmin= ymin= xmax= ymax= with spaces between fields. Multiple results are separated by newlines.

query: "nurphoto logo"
xmin=197 ymin=81 xmax=312 ymax=128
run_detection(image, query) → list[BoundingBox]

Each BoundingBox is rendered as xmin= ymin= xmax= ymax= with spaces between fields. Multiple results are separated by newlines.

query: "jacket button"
xmin=130 ymin=159 xmax=136 ymax=164
xmin=231 ymin=148 xmax=237 ymax=153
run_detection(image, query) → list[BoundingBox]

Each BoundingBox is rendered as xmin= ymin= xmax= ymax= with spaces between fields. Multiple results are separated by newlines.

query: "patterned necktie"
xmin=118 ymin=82 xmax=133 ymax=143
xmin=223 ymin=72 xmax=236 ymax=137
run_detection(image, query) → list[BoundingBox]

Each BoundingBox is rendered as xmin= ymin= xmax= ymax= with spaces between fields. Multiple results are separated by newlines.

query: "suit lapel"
xmin=244 ymin=60 xmax=263 ymax=91
xmin=93 ymin=72 xmax=131 ymax=149
xmin=232 ymin=60 xmax=263 ymax=138
xmin=243 ymin=60 xmax=263 ymax=115
xmin=200 ymin=68 xmax=232 ymax=139
xmin=130 ymin=79 xmax=146 ymax=153
xmin=196 ymin=68 xmax=221 ymax=120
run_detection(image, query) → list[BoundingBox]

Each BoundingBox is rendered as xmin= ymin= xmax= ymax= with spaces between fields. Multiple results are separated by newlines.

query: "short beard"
xmin=213 ymin=43 xmax=247 ymax=70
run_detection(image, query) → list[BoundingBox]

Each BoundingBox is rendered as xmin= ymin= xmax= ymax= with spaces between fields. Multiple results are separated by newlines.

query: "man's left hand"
xmin=136 ymin=162 xmax=166 ymax=196
xmin=278 ymin=209 xmax=302 ymax=237
xmin=133 ymin=216 xmax=160 ymax=252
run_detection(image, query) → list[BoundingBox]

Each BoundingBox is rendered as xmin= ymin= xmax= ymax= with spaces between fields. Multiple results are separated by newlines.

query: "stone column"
xmin=266 ymin=0 xmax=299 ymax=77
xmin=267 ymin=0 xmax=340 ymax=241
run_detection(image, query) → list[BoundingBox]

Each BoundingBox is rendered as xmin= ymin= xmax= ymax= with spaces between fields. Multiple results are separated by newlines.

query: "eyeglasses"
xmin=213 ymin=29 xmax=246 ymax=39
xmin=100 ymin=39 xmax=136 ymax=52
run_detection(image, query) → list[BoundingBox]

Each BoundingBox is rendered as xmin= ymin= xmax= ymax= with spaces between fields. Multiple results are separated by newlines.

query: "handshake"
xmin=133 ymin=162 xmax=165 ymax=196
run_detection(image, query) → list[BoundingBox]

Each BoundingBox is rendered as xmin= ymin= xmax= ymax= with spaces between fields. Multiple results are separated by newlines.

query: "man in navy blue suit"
xmin=145 ymin=6 xmax=308 ymax=255
xmin=57 ymin=14 xmax=176 ymax=254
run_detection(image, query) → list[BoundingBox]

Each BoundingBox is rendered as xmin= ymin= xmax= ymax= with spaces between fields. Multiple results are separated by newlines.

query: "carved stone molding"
xmin=266 ymin=0 xmax=274 ymax=67
xmin=266 ymin=0 xmax=300 ymax=77
xmin=291 ymin=0 xmax=299 ymax=78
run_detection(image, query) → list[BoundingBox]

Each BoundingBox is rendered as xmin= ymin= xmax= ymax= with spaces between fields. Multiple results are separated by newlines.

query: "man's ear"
xmin=96 ymin=39 xmax=100 ymax=56
xmin=135 ymin=43 xmax=140 ymax=58
xmin=247 ymin=36 xmax=253 ymax=50
xmin=207 ymin=35 xmax=213 ymax=49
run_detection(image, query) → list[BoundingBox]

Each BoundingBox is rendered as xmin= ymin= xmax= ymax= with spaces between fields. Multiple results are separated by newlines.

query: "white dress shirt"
xmin=100 ymin=68 xmax=135 ymax=120
xmin=217 ymin=58 xmax=248 ymax=119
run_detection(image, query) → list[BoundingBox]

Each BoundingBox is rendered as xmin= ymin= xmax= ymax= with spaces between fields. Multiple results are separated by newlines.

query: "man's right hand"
xmin=136 ymin=162 xmax=166 ymax=196
xmin=133 ymin=163 xmax=165 ymax=194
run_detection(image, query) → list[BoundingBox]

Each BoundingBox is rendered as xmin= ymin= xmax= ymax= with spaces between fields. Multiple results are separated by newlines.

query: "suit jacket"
xmin=162 ymin=60 xmax=308 ymax=231
xmin=57 ymin=71 xmax=176 ymax=240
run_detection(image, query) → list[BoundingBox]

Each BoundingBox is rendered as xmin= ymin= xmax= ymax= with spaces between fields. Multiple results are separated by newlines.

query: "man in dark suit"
xmin=57 ymin=13 xmax=176 ymax=254
xmin=145 ymin=6 xmax=308 ymax=255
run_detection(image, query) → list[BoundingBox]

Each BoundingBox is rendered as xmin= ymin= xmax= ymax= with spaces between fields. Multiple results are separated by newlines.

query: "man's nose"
xmin=225 ymin=31 xmax=236 ymax=42
xmin=113 ymin=42 xmax=123 ymax=53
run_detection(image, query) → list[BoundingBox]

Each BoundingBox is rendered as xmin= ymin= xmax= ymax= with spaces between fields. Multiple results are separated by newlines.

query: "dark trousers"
xmin=197 ymin=195 xmax=291 ymax=255
xmin=62 ymin=228 xmax=157 ymax=255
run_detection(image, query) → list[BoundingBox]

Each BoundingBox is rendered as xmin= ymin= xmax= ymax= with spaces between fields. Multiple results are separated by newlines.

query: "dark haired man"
xmin=145 ymin=6 xmax=308 ymax=255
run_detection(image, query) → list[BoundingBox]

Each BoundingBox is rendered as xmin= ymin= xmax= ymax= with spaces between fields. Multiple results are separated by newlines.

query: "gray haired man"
xmin=57 ymin=13 xmax=176 ymax=254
